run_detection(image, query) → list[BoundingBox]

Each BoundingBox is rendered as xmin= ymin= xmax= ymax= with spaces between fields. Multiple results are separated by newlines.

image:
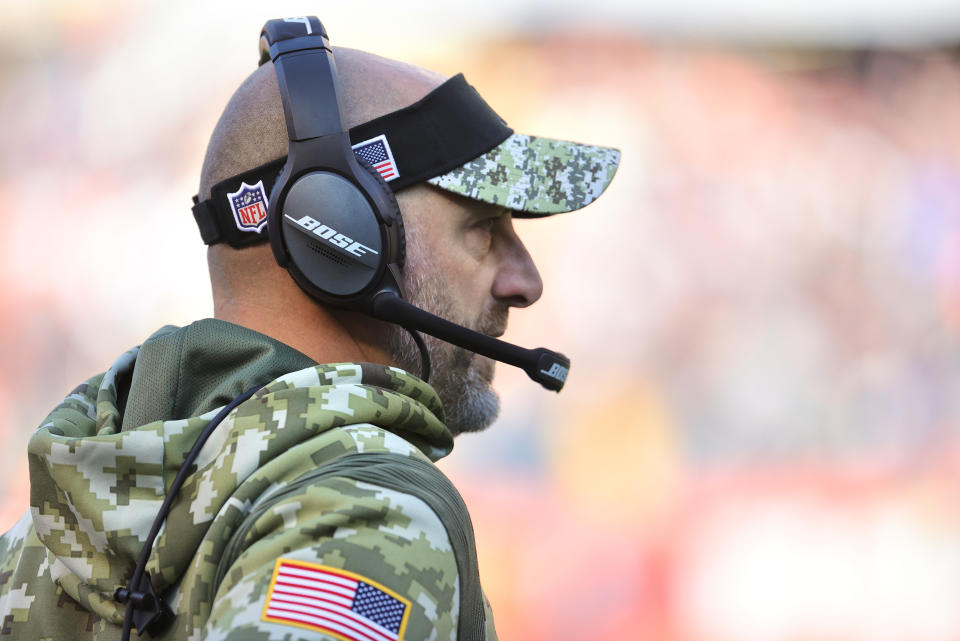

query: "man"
xmin=0 ymin=17 xmax=618 ymax=641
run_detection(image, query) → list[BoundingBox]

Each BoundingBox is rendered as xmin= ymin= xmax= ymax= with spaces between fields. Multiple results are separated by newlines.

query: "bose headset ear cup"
xmin=279 ymin=169 xmax=391 ymax=300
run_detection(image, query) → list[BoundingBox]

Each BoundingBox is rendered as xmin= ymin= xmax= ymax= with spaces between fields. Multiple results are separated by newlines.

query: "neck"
xmin=213 ymin=296 xmax=398 ymax=368
xmin=208 ymin=245 xmax=399 ymax=367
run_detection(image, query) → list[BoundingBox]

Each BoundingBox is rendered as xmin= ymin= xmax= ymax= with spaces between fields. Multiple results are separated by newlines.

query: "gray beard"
xmin=387 ymin=264 xmax=505 ymax=436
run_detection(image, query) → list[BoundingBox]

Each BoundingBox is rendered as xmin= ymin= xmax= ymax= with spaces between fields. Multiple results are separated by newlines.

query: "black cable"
xmin=408 ymin=327 xmax=431 ymax=382
xmin=116 ymin=383 xmax=265 ymax=640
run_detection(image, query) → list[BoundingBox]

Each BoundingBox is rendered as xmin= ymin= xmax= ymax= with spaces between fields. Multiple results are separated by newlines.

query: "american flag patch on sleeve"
xmin=352 ymin=134 xmax=399 ymax=182
xmin=261 ymin=558 xmax=411 ymax=641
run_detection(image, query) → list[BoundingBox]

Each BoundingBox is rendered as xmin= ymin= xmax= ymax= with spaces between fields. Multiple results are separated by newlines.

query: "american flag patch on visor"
xmin=352 ymin=134 xmax=399 ymax=182
xmin=261 ymin=559 xmax=411 ymax=641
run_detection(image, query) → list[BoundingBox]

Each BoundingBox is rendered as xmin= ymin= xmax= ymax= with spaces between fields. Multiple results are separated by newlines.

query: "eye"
xmin=476 ymin=217 xmax=496 ymax=233
xmin=464 ymin=216 xmax=497 ymax=256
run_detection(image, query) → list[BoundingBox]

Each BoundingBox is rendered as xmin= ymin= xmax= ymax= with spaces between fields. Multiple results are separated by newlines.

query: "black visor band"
xmin=193 ymin=73 xmax=513 ymax=247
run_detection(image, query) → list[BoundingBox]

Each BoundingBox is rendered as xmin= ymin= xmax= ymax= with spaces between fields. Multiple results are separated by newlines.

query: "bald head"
xmin=199 ymin=47 xmax=447 ymax=200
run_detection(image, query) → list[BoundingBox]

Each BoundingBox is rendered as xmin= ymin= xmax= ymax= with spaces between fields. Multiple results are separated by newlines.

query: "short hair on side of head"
xmin=198 ymin=63 xmax=287 ymax=201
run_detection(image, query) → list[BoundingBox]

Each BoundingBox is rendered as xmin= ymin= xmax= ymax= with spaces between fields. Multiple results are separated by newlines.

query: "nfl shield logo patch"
xmin=228 ymin=181 xmax=269 ymax=233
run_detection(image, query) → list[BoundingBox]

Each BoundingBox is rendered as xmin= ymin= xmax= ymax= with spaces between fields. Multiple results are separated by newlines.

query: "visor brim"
xmin=427 ymin=133 xmax=620 ymax=217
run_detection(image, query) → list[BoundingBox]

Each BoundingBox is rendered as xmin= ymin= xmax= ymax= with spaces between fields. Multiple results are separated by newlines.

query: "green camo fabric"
xmin=428 ymin=133 xmax=621 ymax=216
xmin=0 ymin=319 xmax=497 ymax=640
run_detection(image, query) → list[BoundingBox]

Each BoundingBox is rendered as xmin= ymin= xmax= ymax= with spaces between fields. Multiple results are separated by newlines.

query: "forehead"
xmin=397 ymin=184 xmax=508 ymax=223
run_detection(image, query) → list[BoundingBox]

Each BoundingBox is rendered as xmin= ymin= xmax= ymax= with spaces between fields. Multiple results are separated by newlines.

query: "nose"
xmin=491 ymin=219 xmax=543 ymax=308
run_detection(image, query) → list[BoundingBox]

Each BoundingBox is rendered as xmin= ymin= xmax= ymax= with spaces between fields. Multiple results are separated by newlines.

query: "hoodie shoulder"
xmin=199 ymin=450 xmax=482 ymax=641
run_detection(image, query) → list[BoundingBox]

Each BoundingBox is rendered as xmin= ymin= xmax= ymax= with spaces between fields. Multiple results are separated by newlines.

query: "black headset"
xmin=260 ymin=17 xmax=406 ymax=312
xmin=261 ymin=16 xmax=570 ymax=391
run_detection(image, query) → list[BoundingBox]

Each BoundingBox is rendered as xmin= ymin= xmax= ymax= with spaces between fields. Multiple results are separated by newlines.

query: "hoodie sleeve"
xmin=199 ymin=458 xmax=494 ymax=641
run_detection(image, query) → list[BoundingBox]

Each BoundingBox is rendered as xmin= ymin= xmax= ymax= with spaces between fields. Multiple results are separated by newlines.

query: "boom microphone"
xmin=370 ymin=290 xmax=570 ymax=392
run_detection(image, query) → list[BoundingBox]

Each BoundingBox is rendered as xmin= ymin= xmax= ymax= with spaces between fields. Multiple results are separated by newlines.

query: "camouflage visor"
xmin=427 ymin=133 xmax=621 ymax=217
xmin=193 ymin=74 xmax=620 ymax=247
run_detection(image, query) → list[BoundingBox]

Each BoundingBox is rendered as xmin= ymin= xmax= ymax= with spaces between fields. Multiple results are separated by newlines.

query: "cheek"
xmin=407 ymin=226 xmax=485 ymax=284
xmin=398 ymin=212 xmax=497 ymax=315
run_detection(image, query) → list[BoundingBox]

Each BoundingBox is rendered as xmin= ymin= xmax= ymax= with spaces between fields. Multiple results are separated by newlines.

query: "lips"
xmin=477 ymin=307 xmax=508 ymax=339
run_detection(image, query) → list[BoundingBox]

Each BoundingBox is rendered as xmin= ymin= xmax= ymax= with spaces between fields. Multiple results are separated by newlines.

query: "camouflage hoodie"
xmin=0 ymin=319 xmax=495 ymax=640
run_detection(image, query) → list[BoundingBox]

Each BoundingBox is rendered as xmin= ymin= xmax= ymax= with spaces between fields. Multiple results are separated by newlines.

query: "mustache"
xmin=474 ymin=303 xmax=509 ymax=338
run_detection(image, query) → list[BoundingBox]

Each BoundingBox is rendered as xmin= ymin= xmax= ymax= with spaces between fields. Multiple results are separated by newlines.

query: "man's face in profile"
xmin=389 ymin=185 xmax=543 ymax=435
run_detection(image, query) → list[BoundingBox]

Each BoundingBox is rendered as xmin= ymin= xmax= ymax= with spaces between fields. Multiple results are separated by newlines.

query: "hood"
xmin=26 ymin=320 xmax=452 ymax=625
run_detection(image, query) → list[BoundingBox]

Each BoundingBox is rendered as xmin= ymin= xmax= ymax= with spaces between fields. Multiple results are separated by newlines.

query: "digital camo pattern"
xmin=428 ymin=133 xmax=621 ymax=216
xmin=0 ymin=350 xmax=495 ymax=640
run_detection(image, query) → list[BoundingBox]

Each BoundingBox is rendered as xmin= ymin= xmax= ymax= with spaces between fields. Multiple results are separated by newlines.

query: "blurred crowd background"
xmin=3 ymin=2 xmax=960 ymax=640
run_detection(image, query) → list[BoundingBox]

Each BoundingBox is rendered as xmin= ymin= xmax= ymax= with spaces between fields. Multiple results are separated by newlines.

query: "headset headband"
xmin=260 ymin=17 xmax=345 ymax=141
